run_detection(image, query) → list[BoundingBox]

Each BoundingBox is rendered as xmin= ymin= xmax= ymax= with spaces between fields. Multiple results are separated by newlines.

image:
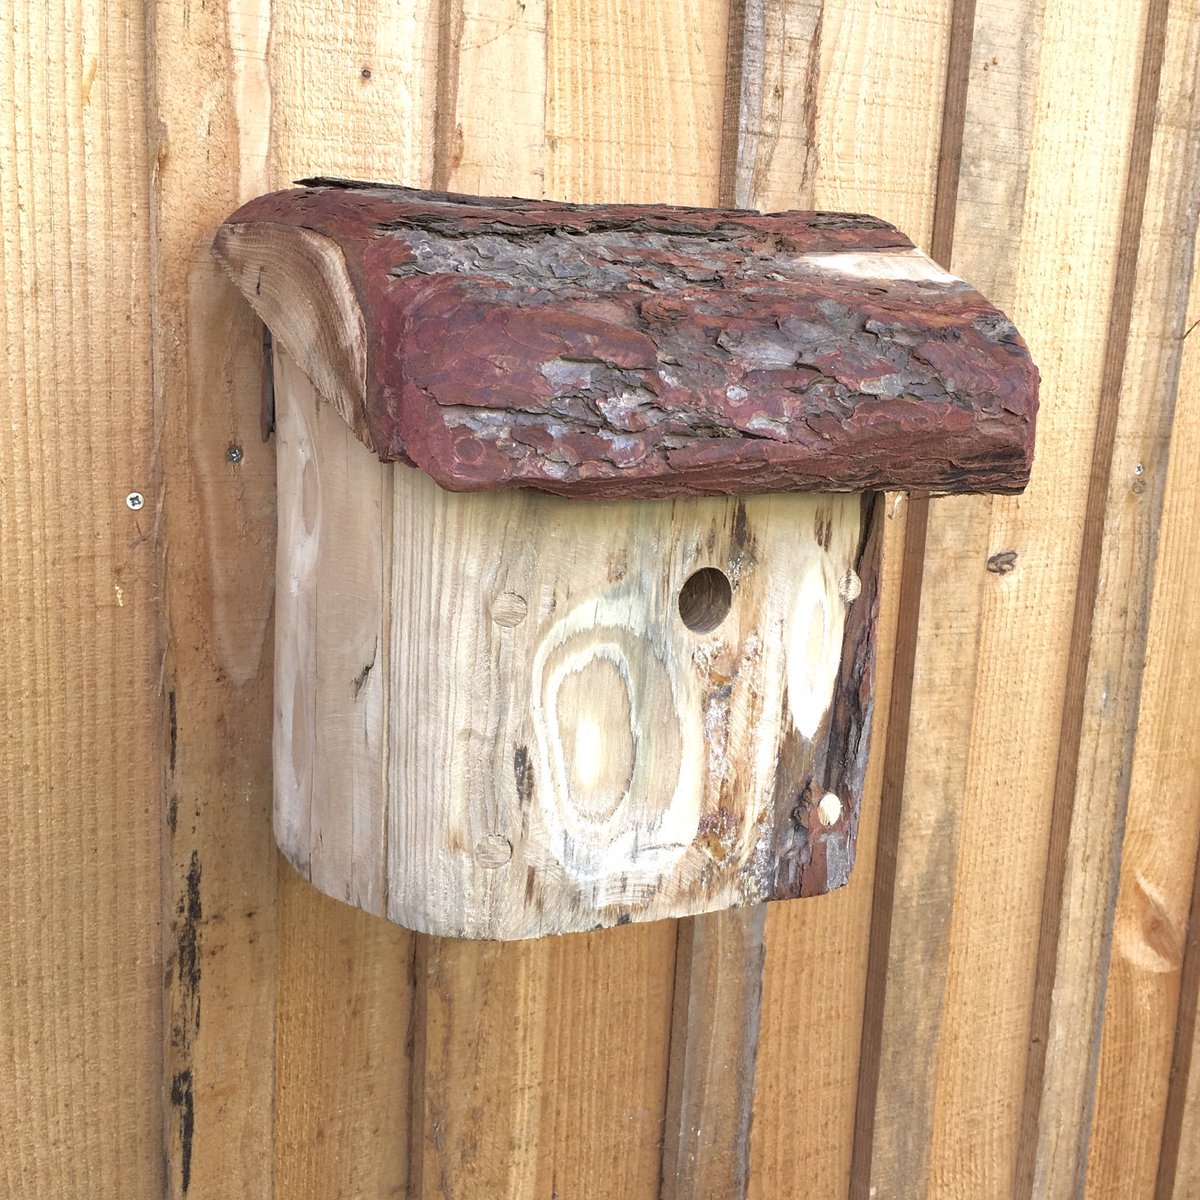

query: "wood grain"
xmin=720 ymin=0 xmax=825 ymax=215
xmin=663 ymin=906 xmax=766 ymax=1200
xmin=0 ymin=4 xmax=161 ymax=1197
xmin=270 ymin=337 xmax=870 ymax=937
xmin=411 ymin=924 xmax=677 ymax=1197
xmin=1162 ymin=256 xmax=1200 ymax=1184
xmin=149 ymin=0 xmax=280 ymax=1191
xmin=544 ymin=0 xmax=729 ymax=208
xmin=275 ymin=863 xmax=413 ymax=1199
xmin=1016 ymin=0 xmax=1196 ymax=1192
xmin=738 ymin=3 xmax=954 ymax=1196
xmin=406 ymin=1 xmax=733 ymax=1194
xmin=1082 ymin=7 xmax=1200 ymax=1190
xmin=262 ymin=5 xmax=439 ymax=1198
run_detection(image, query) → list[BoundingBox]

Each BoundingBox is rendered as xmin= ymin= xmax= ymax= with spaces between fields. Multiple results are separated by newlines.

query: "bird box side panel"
xmin=273 ymin=350 xmax=390 ymax=913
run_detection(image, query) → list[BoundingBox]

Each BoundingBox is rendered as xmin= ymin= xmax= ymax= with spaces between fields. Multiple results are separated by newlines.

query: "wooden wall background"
xmin=2 ymin=0 xmax=1199 ymax=1196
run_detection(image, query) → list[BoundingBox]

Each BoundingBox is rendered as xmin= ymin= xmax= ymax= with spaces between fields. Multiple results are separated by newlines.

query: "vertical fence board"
xmin=150 ymin=2 xmax=280 ymax=1194
xmin=1082 ymin=7 xmax=1200 ymax=1184
xmin=264 ymin=5 xmax=439 ymax=1198
xmin=407 ymin=2 xmax=728 ymax=1197
xmin=1169 ymin=819 xmax=1200 ymax=1197
xmin=1160 ymin=251 xmax=1200 ymax=1199
xmin=545 ymin=0 xmax=729 ymax=206
xmin=275 ymin=875 xmax=413 ymax=1197
xmin=914 ymin=11 xmax=1046 ymax=1195
xmin=738 ymin=3 xmax=950 ymax=1197
xmin=663 ymin=903 xmax=767 ymax=1200
xmin=937 ymin=0 xmax=1153 ymax=1191
xmin=0 ymin=4 xmax=161 ymax=1198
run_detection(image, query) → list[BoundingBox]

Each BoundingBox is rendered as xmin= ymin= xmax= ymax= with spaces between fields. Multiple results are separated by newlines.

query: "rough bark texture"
xmin=214 ymin=179 xmax=1038 ymax=499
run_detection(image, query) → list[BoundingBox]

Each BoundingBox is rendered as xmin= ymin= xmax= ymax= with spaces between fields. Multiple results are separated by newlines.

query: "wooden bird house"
xmin=214 ymin=180 xmax=1037 ymax=940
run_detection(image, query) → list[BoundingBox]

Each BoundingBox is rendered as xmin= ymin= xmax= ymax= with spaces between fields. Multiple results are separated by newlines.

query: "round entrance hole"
xmin=678 ymin=567 xmax=733 ymax=634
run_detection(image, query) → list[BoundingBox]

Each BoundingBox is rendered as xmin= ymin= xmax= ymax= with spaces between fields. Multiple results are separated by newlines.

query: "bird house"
xmin=214 ymin=180 xmax=1037 ymax=940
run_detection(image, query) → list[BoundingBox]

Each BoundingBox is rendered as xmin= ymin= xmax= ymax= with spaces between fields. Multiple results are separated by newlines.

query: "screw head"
xmin=226 ymin=445 xmax=244 ymax=464
xmin=126 ymin=492 xmax=145 ymax=510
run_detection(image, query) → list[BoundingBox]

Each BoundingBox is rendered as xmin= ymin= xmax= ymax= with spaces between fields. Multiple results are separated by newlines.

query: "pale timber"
xmin=272 ymin=348 xmax=867 ymax=939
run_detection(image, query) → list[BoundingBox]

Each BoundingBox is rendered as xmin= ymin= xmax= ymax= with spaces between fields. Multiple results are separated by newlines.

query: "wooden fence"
xmin=2 ymin=0 xmax=1199 ymax=1196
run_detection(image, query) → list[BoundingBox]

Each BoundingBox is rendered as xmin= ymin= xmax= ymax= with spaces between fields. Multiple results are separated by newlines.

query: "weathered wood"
xmin=748 ymin=5 xmax=954 ymax=1196
xmin=271 ymin=343 xmax=877 ymax=938
xmin=1017 ymin=0 xmax=1200 ymax=1192
xmin=408 ymin=7 xmax=693 ymax=1195
xmin=215 ymin=183 xmax=1037 ymax=499
xmin=662 ymin=906 xmax=767 ymax=1200
xmin=0 ymin=5 xmax=162 ymax=1196
xmin=1081 ymin=7 xmax=1200 ymax=1193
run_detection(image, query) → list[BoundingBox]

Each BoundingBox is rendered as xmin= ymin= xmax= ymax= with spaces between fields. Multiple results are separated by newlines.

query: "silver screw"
xmin=227 ymin=445 xmax=244 ymax=464
xmin=126 ymin=492 xmax=145 ymax=511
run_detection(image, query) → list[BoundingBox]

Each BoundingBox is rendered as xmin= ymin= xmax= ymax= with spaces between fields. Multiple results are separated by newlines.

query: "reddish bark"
xmin=218 ymin=179 xmax=1038 ymax=497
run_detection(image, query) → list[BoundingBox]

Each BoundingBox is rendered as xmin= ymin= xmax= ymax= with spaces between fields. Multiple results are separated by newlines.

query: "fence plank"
xmin=664 ymin=906 xmax=767 ymax=1200
xmin=149 ymin=2 xmax=281 ymax=1194
xmin=275 ymin=871 xmax=414 ymax=1198
xmin=264 ymin=5 xmax=439 ymax=1198
xmin=1160 ymin=250 xmax=1200 ymax=1193
xmin=0 ymin=5 xmax=161 ymax=1197
xmin=1081 ymin=6 xmax=1200 ymax=1186
xmin=868 ymin=0 xmax=1043 ymax=1192
xmin=730 ymin=2 xmax=951 ymax=1197
xmin=840 ymin=0 xmax=1152 ymax=1193
xmin=406 ymin=1 xmax=726 ymax=1196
